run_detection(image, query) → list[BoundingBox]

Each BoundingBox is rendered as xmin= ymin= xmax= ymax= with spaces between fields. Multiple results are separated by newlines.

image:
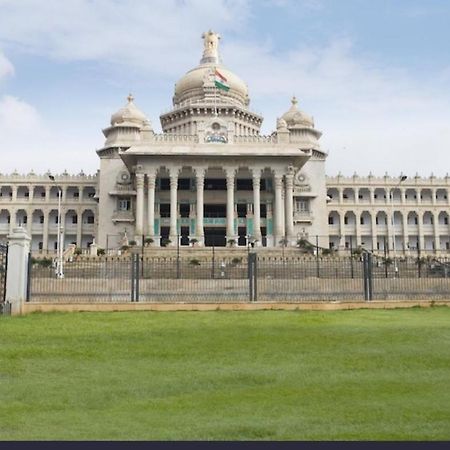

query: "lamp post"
xmin=390 ymin=175 xmax=407 ymax=277
xmin=48 ymin=175 xmax=64 ymax=278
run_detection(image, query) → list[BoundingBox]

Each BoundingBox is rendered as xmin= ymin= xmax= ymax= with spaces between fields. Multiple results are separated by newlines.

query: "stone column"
xmin=226 ymin=168 xmax=236 ymax=245
xmin=355 ymin=212 xmax=362 ymax=247
xmin=45 ymin=186 xmax=50 ymax=203
xmin=26 ymin=208 xmax=32 ymax=237
xmin=371 ymin=213 xmax=377 ymax=251
xmin=76 ymin=210 xmax=82 ymax=247
xmin=28 ymin=185 xmax=34 ymax=202
xmin=369 ymin=188 xmax=374 ymax=205
xmin=402 ymin=212 xmax=409 ymax=253
xmin=433 ymin=212 xmax=440 ymax=253
xmin=43 ymin=210 xmax=49 ymax=254
xmin=147 ymin=170 xmax=156 ymax=240
xmin=195 ymin=167 xmax=206 ymax=246
xmin=274 ymin=172 xmax=284 ymax=246
xmin=418 ymin=211 xmax=424 ymax=252
xmin=285 ymin=170 xmax=294 ymax=243
xmin=11 ymin=186 xmax=17 ymax=202
xmin=135 ymin=172 xmax=145 ymax=239
xmin=339 ymin=213 xmax=346 ymax=250
xmin=169 ymin=167 xmax=179 ymax=244
xmin=252 ymin=168 xmax=262 ymax=246
xmin=6 ymin=227 xmax=31 ymax=315
xmin=387 ymin=211 xmax=393 ymax=252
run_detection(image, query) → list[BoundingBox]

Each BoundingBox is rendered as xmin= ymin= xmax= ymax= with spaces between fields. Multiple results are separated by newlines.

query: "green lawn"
xmin=0 ymin=308 xmax=449 ymax=440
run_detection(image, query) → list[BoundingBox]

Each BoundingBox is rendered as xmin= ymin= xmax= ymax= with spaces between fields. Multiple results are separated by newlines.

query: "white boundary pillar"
xmin=6 ymin=227 xmax=31 ymax=315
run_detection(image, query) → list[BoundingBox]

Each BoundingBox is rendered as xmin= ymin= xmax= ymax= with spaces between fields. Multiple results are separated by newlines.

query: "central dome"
xmin=173 ymin=30 xmax=249 ymax=108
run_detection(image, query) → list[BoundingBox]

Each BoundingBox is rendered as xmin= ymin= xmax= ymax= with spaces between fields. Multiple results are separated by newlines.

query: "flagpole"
xmin=214 ymin=67 xmax=218 ymax=116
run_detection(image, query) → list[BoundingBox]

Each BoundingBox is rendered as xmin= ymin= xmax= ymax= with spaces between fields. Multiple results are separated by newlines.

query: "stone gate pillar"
xmin=6 ymin=227 xmax=31 ymax=315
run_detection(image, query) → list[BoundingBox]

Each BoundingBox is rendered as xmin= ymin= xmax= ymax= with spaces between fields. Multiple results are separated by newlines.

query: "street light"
xmin=48 ymin=175 xmax=64 ymax=278
xmin=390 ymin=175 xmax=407 ymax=276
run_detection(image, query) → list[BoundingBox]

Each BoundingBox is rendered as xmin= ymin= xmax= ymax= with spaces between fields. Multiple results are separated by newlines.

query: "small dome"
xmin=173 ymin=30 xmax=249 ymax=108
xmin=281 ymin=96 xmax=314 ymax=128
xmin=110 ymin=94 xmax=149 ymax=127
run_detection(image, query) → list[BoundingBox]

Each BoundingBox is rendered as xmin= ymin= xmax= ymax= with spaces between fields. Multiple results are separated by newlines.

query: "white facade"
xmin=0 ymin=30 xmax=449 ymax=255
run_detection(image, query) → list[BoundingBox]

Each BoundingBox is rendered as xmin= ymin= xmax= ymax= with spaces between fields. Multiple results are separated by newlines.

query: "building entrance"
xmin=204 ymin=227 xmax=226 ymax=247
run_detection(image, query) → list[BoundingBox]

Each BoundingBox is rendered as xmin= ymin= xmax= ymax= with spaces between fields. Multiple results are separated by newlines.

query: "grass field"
xmin=0 ymin=307 xmax=449 ymax=440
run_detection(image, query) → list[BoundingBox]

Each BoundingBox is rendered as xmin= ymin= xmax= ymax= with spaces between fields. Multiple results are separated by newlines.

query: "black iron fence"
xmin=27 ymin=251 xmax=450 ymax=303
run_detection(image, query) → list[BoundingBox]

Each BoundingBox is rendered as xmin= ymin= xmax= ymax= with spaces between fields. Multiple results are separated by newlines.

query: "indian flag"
xmin=214 ymin=69 xmax=230 ymax=91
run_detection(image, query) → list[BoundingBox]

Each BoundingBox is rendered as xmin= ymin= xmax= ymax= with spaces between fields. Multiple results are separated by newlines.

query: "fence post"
xmin=5 ymin=227 xmax=31 ymax=315
xmin=363 ymin=253 xmax=368 ymax=301
xmin=367 ymin=253 xmax=373 ymax=300
xmin=362 ymin=252 xmax=373 ymax=301
xmin=131 ymin=253 xmax=140 ymax=302
xmin=248 ymin=252 xmax=257 ymax=302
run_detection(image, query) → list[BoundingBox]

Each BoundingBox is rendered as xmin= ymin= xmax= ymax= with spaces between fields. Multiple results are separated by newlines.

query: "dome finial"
xmin=127 ymin=93 xmax=134 ymax=103
xmin=291 ymin=95 xmax=298 ymax=106
xmin=201 ymin=30 xmax=221 ymax=64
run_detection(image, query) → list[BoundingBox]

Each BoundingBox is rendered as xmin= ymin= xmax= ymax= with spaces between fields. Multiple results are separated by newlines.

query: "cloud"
xmin=0 ymin=95 xmax=40 ymax=130
xmin=0 ymin=0 xmax=251 ymax=76
xmin=0 ymin=50 xmax=14 ymax=80
xmin=0 ymin=95 xmax=98 ymax=174
xmin=0 ymin=0 xmax=449 ymax=176
xmin=221 ymin=36 xmax=450 ymax=176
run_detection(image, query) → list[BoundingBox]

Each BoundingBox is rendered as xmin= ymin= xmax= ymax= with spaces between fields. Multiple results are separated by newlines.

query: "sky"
xmin=0 ymin=0 xmax=449 ymax=177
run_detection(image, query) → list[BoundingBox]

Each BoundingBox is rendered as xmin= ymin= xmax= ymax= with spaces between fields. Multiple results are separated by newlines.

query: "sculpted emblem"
xmin=116 ymin=170 xmax=132 ymax=186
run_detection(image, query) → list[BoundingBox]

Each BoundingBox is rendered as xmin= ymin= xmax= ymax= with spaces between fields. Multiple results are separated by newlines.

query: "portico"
xmin=120 ymin=144 xmax=311 ymax=246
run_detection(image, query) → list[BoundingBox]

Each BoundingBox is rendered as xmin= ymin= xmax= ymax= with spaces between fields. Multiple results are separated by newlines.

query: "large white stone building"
xmin=1 ymin=30 xmax=449 ymax=255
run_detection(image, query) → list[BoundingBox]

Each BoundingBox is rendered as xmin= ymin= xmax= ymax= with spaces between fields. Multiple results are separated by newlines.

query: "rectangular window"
xmin=236 ymin=179 xmax=253 ymax=191
xmin=160 ymin=203 xmax=170 ymax=217
xmin=40 ymin=216 xmax=44 ymax=224
xmin=41 ymin=192 xmax=46 ymax=197
xmin=38 ymin=242 xmax=43 ymax=250
xmin=87 ymin=216 xmax=94 ymax=224
xmin=178 ymin=178 xmax=191 ymax=190
xmin=296 ymin=199 xmax=309 ymax=212
xmin=260 ymin=204 xmax=267 ymax=218
xmin=328 ymin=216 xmax=334 ymax=225
xmin=360 ymin=217 xmax=364 ymax=225
xmin=118 ymin=199 xmax=131 ymax=211
xmin=72 ymin=216 xmax=78 ymax=224
xmin=237 ymin=204 xmax=247 ymax=218
xmin=74 ymin=192 xmax=79 ymax=198
xmin=344 ymin=217 xmax=348 ymax=225
xmin=25 ymin=192 xmax=29 ymax=197
xmin=159 ymin=178 xmax=170 ymax=190
xmin=23 ymin=216 xmax=27 ymax=224
xmin=179 ymin=203 xmax=190 ymax=218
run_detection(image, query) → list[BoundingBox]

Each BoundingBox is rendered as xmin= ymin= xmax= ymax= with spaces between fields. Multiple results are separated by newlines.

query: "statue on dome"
xmin=201 ymin=30 xmax=220 ymax=62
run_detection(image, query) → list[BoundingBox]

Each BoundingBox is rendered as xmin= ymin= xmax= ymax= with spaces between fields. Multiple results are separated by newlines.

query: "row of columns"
xmin=332 ymin=187 xmax=450 ymax=206
xmin=335 ymin=210 xmax=449 ymax=252
xmin=0 ymin=209 xmax=94 ymax=249
xmin=0 ymin=185 xmax=95 ymax=203
xmin=134 ymin=167 xmax=295 ymax=246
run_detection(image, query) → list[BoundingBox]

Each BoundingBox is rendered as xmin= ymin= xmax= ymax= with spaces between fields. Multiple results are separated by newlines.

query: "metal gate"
xmin=0 ymin=243 xmax=10 ymax=315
